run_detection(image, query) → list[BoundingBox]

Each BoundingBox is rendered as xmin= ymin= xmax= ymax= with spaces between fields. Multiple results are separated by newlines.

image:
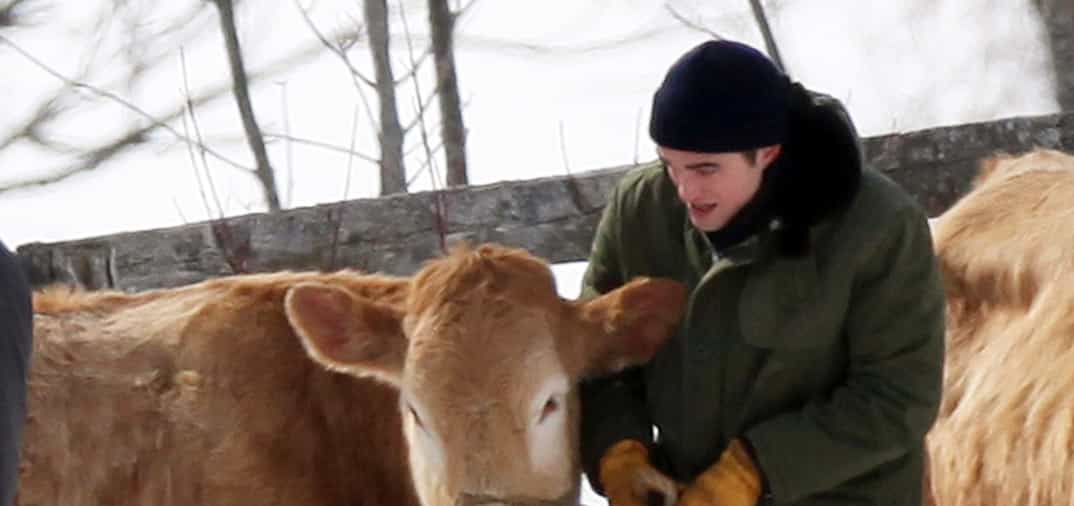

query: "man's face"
xmin=659 ymin=145 xmax=780 ymax=232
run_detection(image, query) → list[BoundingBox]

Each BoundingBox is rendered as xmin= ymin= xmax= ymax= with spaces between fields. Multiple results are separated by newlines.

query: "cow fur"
xmin=22 ymin=270 xmax=418 ymax=506
xmin=926 ymin=148 xmax=1074 ymax=506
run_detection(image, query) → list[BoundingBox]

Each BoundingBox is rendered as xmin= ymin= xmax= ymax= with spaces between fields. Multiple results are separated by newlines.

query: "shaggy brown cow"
xmin=18 ymin=243 xmax=687 ymax=506
xmin=926 ymin=148 xmax=1074 ymax=506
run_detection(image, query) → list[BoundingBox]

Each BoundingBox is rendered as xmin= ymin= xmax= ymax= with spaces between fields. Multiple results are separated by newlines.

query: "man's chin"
xmin=689 ymin=217 xmax=725 ymax=233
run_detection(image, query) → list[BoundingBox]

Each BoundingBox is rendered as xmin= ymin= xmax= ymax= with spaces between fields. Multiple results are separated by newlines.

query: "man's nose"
xmin=676 ymin=175 xmax=698 ymax=202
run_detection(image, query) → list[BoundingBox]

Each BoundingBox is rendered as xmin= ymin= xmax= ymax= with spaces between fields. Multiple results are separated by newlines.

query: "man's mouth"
xmin=689 ymin=203 xmax=718 ymax=213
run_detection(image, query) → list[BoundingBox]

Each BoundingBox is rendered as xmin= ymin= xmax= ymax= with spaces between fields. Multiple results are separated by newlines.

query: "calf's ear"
xmin=576 ymin=277 xmax=688 ymax=376
xmin=285 ymin=282 xmax=407 ymax=387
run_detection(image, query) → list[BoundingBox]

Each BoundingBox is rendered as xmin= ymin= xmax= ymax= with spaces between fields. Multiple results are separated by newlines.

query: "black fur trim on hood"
xmin=770 ymin=82 xmax=864 ymax=257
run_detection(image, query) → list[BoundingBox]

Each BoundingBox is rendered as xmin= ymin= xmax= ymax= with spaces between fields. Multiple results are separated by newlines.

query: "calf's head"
xmin=283 ymin=244 xmax=686 ymax=505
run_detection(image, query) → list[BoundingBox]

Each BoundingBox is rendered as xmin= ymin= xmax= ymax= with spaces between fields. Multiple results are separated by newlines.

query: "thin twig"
xmin=342 ymin=105 xmax=360 ymax=201
xmin=405 ymin=137 xmax=447 ymax=186
xmin=400 ymin=88 xmax=442 ymax=133
xmin=664 ymin=3 xmax=724 ymax=40
xmin=180 ymin=105 xmax=215 ymax=222
xmin=0 ymin=34 xmax=250 ymax=172
xmin=392 ymin=49 xmax=434 ymax=86
xmin=329 ymin=104 xmax=362 ymax=271
xmin=558 ymin=120 xmax=570 ymax=175
xmin=291 ymin=0 xmax=380 ymax=140
xmin=398 ymin=0 xmax=447 ymax=252
xmin=291 ymin=0 xmax=375 ymax=87
xmin=261 ymin=132 xmax=379 ymax=164
xmin=294 ymin=0 xmax=386 ymax=167
xmin=0 ymin=27 xmax=359 ymax=194
xmin=0 ymin=88 xmax=70 ymax=152
xmin=277 ymin=81 xmax=295 ymax=208
xmin=455 ymin=0 xmax=478 ymax=18
xmin=397 ymin=0 xmax=439 ymax=189
xmin=171 ymin=196 xmax=189 ymax=223
xmin=180 ymin=46 xmax=225 ymax=221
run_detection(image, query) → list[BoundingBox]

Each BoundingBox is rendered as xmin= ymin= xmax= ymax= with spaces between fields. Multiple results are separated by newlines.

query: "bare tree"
xmin=429 ymin=0 xmax=469 ymax=187
xmin=0 ymin=1 xmax=366 ymax=197
xmin=1032 ymin=0 xmax=1074 ymax=111
xmin=210 ymin=0 xmax=281 ymax=212
xmin=2 ymin=0 xmax=480 ymax=209
xmin=296 ymin=1 xmax=466 ymax=196
xmin=364 ymin=0 xmax=407 ymax=195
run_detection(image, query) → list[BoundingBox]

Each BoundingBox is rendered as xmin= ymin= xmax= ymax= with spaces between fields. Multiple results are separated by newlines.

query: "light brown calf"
xmin=926 ymin=148 xmax=1074 ymax=506
xmin=19 ymin=243 xmax=687 ymax=506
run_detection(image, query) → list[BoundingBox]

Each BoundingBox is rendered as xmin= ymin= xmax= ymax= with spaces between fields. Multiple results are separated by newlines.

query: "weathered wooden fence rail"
xmin=16 ymin=111 xmax=1074 ymax=292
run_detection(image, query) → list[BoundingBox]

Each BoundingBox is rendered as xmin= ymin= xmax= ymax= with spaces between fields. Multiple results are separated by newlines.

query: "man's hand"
xmin=599 ymin=439 xmax=681 ymax=506
xmin=677 ymin=438 xmax=763 ymax=506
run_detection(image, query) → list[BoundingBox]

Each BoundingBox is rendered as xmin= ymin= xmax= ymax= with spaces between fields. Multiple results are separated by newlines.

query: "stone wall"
xmin=17 ymin=111 xmax=1074 ymax=291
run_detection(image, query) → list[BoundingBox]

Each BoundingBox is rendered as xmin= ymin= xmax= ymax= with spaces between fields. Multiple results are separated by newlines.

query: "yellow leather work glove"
xmin=677 ymin=438 xmax=764 ymax=506
xmin=599 ymin=439 xmax=682 ymax=506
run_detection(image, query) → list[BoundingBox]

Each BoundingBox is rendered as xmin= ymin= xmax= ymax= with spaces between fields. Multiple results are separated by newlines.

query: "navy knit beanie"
xmin=650 ymin=39 xmax=792 ymax=153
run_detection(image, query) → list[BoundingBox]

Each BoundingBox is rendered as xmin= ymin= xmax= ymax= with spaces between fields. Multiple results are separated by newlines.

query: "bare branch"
xmin=748 ymin=0 xmax=786 ymax=72
xmin=328 ymin=105 xmax=362 ymax=271
xmin=0 ymin=34 xmax=251 ymax=172
xmin=180 ymin=47 xmax=225 ymax=221
xmin=401 ymin=87 xmax=441 ymax=133
xmin=291 ymin=0 xmax=381 ymax=163
xmin=210 ymin=0 xmax=281 ymax=212
xmin=457 ymin=25 xmax=671 ymax=55
xmin=276 ymin=82 xmax=295 ymax=208
xmin=1 ymin=3 xmax=367 ymax=195
xmin=262 ymin=132 xmax=379 ymax=164
xmin=0 ymin=89 xmax=70 ymax=152
xmin=291 ymin=0 xmax=375 ymax=88
xmin=0 ymin=128 xmax=145 ymax=193
xmin=454 ymin=0 xmax=478 ymax=18
xmin=342 ymin=105 xmax=360 ymax=201
xmin=392 ymin=46 xmax=433 ymax=86
xmin=398 ymin=0 xmax=447 ymax=252
xmin=398 ymin=0 xmax=439 ymax=189
xmin=664 ymin=3 xmax=723 ymax=40
xmin=558 ymin=120 xmax=570 ymax=175
xmin=404 ymin=137 xmax=446 ymax=186
xmin=180 ymin=100 xmax=217 ymax=223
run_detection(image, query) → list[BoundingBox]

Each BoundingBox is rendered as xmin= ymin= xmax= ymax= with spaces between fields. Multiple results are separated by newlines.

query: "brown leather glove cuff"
xmin=599 ymin=439 xmax=651 ymax=488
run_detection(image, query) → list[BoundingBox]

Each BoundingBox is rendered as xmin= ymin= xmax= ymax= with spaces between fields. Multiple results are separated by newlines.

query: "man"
xmin=579 ymin=39 xmax=945 ymax=506
xmin=0 ymin=239 xmax=32 ymax=506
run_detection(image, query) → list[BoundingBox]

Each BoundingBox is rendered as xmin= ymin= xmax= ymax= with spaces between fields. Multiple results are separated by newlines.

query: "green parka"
xmin=578 ymin=92 xmax=945 ymax=506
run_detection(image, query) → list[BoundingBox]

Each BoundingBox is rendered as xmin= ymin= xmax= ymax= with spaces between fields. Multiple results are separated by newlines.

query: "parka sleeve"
xmin=744 ymin=206 xmax=946 ymax=502
xmin=578 ymin=183 xmax=656 ymax=494
xmin=0 ymin=240 xmax=33 ymax=506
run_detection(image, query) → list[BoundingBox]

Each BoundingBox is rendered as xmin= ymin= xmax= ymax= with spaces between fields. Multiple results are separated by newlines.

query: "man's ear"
xmin=577 ymin=277 xmax=688 ymax=377
xmin=284 ymin=282 xmax=407 ymax=386
xmin=757 ymin=144 xmax=782 ymax=169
